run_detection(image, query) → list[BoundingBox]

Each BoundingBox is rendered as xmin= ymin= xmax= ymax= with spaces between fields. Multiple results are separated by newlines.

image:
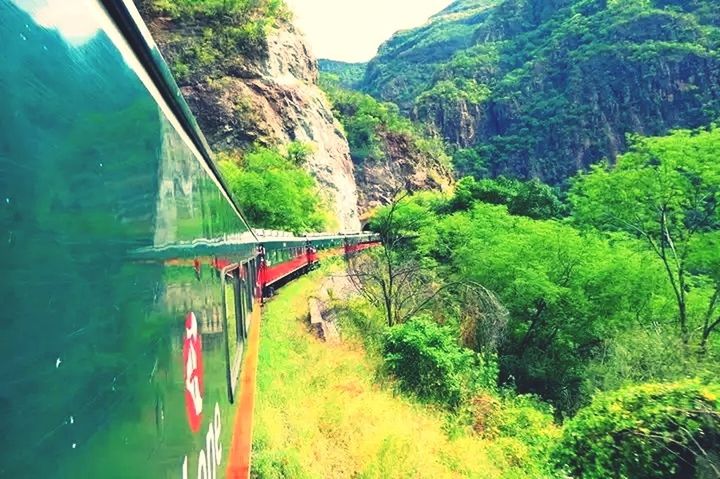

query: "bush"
xmin=449 ymin=176 xmax=565 ymax=219
xmin=218 ymin=146 xmax=330 ymax=233
xmin=554 ymin=380 xmax=720 ymax=478
xmin=581 ymin=326 xmax=697 ymax=397
xmin=382 ymin=316 xmax=498 ymax=408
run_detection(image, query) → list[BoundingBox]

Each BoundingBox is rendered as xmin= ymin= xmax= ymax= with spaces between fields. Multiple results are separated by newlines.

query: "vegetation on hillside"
xmin=252 ymin=265 xmax=560 ymax=479
xmin=218 ymin=143 xmax=332 ymax=233
xmin=555 ymin=381 xmax=720 ymax=478
xmin=317 ymin=59 xmax=367 ymax=89
xmin=571 ymin=127 xmax=720 ymax=351
xmin=360 ymin=0 xmax=720 ymax=183
xmin=320 ymin=74 xmax=451 ymax=169
xmin=345 ymin=125 xmax=720 ymax=476
xmin=138 ymin=0 xmax=291 ymax=83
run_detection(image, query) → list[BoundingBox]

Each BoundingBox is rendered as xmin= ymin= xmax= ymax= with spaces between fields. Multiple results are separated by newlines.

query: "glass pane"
xmin=224 ymin=275 xmax=242 ymax=379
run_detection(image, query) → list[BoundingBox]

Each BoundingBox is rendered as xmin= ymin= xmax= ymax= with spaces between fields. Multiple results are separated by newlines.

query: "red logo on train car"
xmin=183 ymin=312 xmax=204 ymax=433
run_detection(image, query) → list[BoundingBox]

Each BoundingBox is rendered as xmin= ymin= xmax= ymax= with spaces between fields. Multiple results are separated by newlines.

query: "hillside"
xmin=136 ymin=0 xmax=362 ymax=230
xmin=252 ymin=265 xmax=560 ymax=478
xmin=359 ymin=0 xmax=720 ymax=182
xmin=136 ymin=0 xmax=456 ymax=231
xmin=318 ymin=59 xmax=367 ymax=89
xmin=320 ymin=75 xmax=454 ymax=217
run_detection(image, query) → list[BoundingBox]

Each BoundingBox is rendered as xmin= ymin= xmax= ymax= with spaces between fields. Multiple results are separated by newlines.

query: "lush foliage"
xmin=360 ymin=125 xmax=720 ymax=475
xmin=317 ymin=59 xmax=367 ymax=89
xmin=218 ymin=144 xmax=330 ymax=233
xmin=571 ymin=127 xmax=720 ymax=350
xmin=320 ymin=74 xmax=451 ymax=168
xmin=554 ymin=380 xmax=720 ymax=478
xmin=252 ymin=266 xmax=559 ymax=479
xmin=361 ymin=0 xmax=720 ymax=182
xmin=427 ymin=201 xmax=678 ymax=411
xmin=140 ymin=0 xmax=290 ymax=83
xmin=382 ymin=316 xmax=498 ymax=408
xmin=362 ymin=125 xmax=720 ymax=412
xmin=449 ymin=176 xmax=566 ymax=219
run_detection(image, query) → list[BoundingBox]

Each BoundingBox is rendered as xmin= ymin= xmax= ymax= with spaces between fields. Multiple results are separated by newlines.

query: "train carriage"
xmin=0 ymin=1 xmax=377 ymax=477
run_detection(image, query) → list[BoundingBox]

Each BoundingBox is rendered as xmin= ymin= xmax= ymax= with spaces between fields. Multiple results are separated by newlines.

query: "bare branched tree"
xmin=346 ymin=192 xmax=508 ymax=348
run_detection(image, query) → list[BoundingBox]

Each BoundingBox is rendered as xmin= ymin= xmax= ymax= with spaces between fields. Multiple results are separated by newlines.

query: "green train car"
xmin=0 ymin=1 xmax=378 ymax=477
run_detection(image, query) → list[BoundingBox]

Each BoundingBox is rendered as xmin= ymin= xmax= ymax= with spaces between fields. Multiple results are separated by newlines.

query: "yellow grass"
xmin=251 ymin=268 xmax=544 ymax=478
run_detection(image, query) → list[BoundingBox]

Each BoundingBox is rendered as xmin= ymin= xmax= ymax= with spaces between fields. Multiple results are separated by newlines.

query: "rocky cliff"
xmin=319 ymin=79 xmax=454 ymax=218
xmin=354 ymin=130 xmax=453 ymax=219
xmin=361 ymin=0 xmax=720 ymax=183
xmin=137 ymin=2 xmax=361 ymax=231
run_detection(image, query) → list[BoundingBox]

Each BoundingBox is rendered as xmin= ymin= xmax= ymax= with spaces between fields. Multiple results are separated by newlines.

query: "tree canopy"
xmin=571 ymin=127 xmax=720 ymax=349
xmin=218 ymin=145 xmax=330 ymax=234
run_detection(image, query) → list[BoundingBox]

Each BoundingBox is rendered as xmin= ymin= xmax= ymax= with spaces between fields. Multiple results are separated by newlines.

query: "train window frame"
xmin=238 ymin=268 xmax=250 ymax=340
xmin=221 ymin=264 xmax=244 ymax=403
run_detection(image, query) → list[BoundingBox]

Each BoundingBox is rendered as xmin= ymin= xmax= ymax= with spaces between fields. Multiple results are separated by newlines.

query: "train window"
xmin=238 ymin=268 xmax=250 ymax=339
xmin=222 ymin=267 xmax=244 ymax=402
xmin=244 ymin=262 xmax=253 ymax=315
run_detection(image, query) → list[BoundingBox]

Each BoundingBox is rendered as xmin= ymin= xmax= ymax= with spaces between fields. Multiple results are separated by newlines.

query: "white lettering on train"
xmin=181 ymin=402 xmax=222 ymax=479
xmin=185 ymin=315 xmax=203 ymax=417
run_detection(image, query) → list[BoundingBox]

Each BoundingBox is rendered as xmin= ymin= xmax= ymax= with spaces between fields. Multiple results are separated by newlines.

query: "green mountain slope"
xmin=318 ymin=59 xmax=367 ymax=89
xmin=360 ymin=0 xmax=720 ymax=183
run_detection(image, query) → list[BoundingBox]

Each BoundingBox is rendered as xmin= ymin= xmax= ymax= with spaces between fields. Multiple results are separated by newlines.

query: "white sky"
xmin=285 ymin=0 xmax=453 ymax=62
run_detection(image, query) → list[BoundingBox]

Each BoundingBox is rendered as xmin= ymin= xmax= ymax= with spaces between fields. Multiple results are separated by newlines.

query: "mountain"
xmin=320 ymin=77 xmax=454 ymax=218
xmin=136 ymin=0 xmax=362 ymax=230
xmin=317 ymin=59 xmax=367 ymax=89
xmin=360 ymin=0 xmax=720 ymax=183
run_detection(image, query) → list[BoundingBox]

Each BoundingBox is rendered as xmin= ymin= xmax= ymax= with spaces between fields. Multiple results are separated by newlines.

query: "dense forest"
xmin=344 ymin=0 xmax=720 ymax=183
xmin=320 ymin=74 xmax=451 ymax=168
xmin=349 ymin=126 xmax=720 ymax=478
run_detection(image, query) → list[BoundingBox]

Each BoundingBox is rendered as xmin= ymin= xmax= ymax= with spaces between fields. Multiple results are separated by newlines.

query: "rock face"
xmin=140 ymin=11 xmax=361 ymax=231
xmin=361 ymin=0 xmax=720 ymax=183
xmin=354 ymin=132 xmax=453 ymax=219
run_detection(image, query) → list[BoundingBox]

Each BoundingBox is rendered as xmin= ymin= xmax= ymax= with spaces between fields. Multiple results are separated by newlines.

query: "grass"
xmin=250 ymin=265 xmax=554 ymax=478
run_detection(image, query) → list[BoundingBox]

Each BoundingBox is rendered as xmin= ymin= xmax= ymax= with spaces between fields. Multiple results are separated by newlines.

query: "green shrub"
xmin=554 ymin=380 xmax=720 ymax=478
xmin=581 ymin=326 xmax=697 ymax=396
xmin=449 ymin=176 xmax=565 ymax=219
xmin=488 ymin=394 xmax=559 ymax=451
xmin=382 ymin=316 xmax=498 ymax=408
xmin=218 ymin=145 xmax=330 ymax=233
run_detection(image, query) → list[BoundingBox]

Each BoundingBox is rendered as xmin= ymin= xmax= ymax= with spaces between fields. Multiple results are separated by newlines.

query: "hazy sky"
xmin=285 ymin=0 xmax=453 ymax=62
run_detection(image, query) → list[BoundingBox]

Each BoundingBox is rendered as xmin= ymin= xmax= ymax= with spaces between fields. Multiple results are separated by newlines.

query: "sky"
xmin=285 ymin=0 xmax=453 ymax=63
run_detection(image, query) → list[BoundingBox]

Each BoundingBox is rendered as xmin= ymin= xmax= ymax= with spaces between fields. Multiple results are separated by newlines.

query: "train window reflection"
xmin=223 ymin=268 xmax=243 ymax=402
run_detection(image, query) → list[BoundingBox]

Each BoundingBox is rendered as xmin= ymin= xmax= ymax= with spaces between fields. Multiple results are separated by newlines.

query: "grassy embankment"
xmin=251 ymin=263 xmax=547 ymax=479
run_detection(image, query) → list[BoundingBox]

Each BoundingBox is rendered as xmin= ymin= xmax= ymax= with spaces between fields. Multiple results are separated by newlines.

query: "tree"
xmin=689 ymin=231 xmax=720 ymax=351
xmin=347 ymin=192 xmax=443 ymax=328
xmin=348 ymin=192 xmax=506 ymax=332
xmin=448 ymin=176 xmax=564 ymax=219
xmin=218 ymin=146 xmax=330 ymax=233
xmin=571 ymin=128 xmax=720 ymax=348
xmin=554 ymin=380 xmax=720 ymax=479
xmin=508 ymin=179 xmax=566 ymax=220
